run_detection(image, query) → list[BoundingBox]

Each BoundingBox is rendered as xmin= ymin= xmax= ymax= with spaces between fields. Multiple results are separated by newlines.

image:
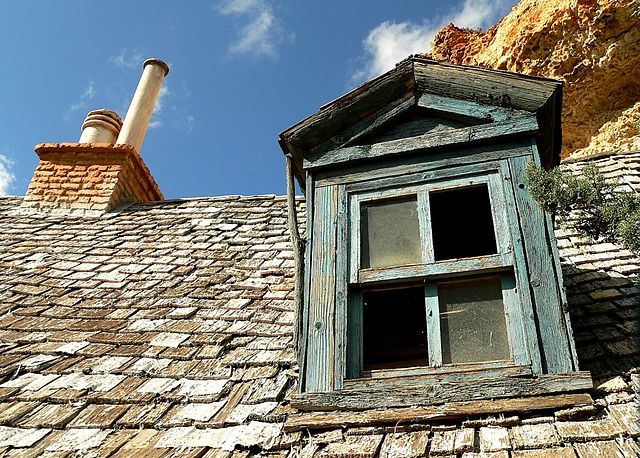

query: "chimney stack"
xmin=116 ymin=58 xmax=170 ymax=153
xmin=22 ymin=58 xmax=166 ymax=215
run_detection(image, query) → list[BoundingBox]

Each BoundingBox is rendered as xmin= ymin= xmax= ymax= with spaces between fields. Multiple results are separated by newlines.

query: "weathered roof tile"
xmin=555 ymin=418 xmax=626 ymax=441
xmin=0 ymin=426 xmax=52 ymax=448
xmin=319 ymin=433 xmax=383 ymax=457
xmin=66 ymin=404 xmax=129 ymax=428
xmin=479 ymin=427 xmax=511 ymax=453
xmin=44 ymin=428 xmax=110 ymax=451
xmin=509 ymin=423 xmax=561 ymax=449
xmin=18 ymin=403 xmax=82 ymax=428
xmin=0 ymin=402 xmax=40 ymax=426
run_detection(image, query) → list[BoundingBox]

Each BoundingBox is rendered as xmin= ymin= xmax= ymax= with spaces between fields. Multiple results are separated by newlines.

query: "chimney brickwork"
xmin=22 ymin=143 xmax=163 ymax=213
xmin=21 ymin=58 xmax=168 ymax=215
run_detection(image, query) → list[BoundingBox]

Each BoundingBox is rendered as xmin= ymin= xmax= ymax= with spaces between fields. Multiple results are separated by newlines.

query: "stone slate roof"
xmin=558 ymin=151 xmax=640 ymax=385
xmin=0 ymin=152 xmax=637 ymax=457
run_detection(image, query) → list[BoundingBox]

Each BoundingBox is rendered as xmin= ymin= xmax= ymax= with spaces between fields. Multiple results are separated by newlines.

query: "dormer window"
xmin=347 ymin=171 xmax=521 ymax=378
xmin=279 ymin=58 xmax=591 ymax=412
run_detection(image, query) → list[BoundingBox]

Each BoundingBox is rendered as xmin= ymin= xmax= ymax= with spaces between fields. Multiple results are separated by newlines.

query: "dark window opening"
xmin=362 ymin=286 xmax=428 ymax=370
xmin=361 ymin=196 xmax=421 ymax=269
xmin=429 ymin=184 xmax=497 ymax=261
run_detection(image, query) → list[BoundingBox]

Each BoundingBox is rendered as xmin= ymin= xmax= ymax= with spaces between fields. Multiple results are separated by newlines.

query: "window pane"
xmin=363 ymin=286 xmax=427 ymax=370
xmin=361 ymin=197 xmax=421 ymax=268
xmin=439 ymin=276 xmax=510 ymax=364
xmin=429 ymin=185 xmax=497 ymax=261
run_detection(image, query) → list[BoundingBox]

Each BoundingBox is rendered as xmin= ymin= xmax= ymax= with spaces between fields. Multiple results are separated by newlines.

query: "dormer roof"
xmin=279 ymin=56 xmax=563 ymax=186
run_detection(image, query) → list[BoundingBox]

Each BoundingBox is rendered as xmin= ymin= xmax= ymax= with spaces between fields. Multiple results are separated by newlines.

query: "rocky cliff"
xmin=428 ymin=0 xmax=640 ymax=160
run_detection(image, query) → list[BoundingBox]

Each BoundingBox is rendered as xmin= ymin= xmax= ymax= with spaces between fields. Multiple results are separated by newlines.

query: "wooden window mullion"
xmin=425 ymin=283 xmax=442 ymax=367
xmin=346 ymin=290 xmax=363 ymax=379
xmin=417 ymin=191 xmax=433 ymax=264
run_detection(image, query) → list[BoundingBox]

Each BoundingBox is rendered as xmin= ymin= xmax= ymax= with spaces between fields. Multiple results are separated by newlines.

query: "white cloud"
xmin=353 ymin=0 xmax=512 ymax=82
xmin=183 ymin=114 xmax=195 ymax=134
xmin=65 ymin=81 xmax=95 ymax=118
xmin=218 ymin=0 xmax=262 ymax=14
xmin=0 ymin=154 xmax=16 ymax=196
xmin=217 ymin=0 xmax=290 ymax=58
xmin=352 ymin=22 xmax=436 ymax=82
xmin=452 ymin=0 xmax=505 ymax=29
xmin=149 ymin=85 xmax=170 ymax=129
xmin=108 ymin=48 xmax=143 ymax=70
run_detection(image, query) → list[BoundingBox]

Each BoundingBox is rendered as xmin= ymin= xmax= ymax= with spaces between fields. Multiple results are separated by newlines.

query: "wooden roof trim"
xmin=412 ymin=56 xmax=563 ymax=89
xmin=303 ymin=116 xmax=539 ymax=170
xmin=416 ymin=93 xmax=529 ymax=123
xmin=411 ymin=55 xmax=562 ymax=91
xmin=318 ymin=92 xmax=416 ymax=152
xmin=412 ymin=60 xmax=561 ymax=112
xmin=279 ymin=57 xmax=563 ymax=176
xmin=279 ymin=57 xmax=561 ymax=148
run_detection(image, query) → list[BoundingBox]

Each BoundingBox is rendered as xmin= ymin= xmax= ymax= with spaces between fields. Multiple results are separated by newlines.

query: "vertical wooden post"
xmin=286 ymin=156 xmax=305 ymax=354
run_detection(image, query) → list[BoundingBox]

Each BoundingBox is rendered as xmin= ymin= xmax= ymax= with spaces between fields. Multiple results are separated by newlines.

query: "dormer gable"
xmin=280 ymin=57 xmax=562 ymax=188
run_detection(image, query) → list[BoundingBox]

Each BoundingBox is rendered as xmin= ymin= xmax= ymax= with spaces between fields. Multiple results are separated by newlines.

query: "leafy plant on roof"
xmin=526 ymin=162 xmax=640 ymax=254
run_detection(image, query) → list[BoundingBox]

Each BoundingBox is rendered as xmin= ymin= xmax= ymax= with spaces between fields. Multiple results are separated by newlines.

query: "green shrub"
xmin=526 ymin=161 xmax=640 ymax=253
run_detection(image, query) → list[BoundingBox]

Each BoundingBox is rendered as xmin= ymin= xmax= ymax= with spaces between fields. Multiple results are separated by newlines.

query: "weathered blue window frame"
xmin=298 ymin=142 xmax=582 ymax=403
xmin=342 ymin=164 xmax=540 ymax=383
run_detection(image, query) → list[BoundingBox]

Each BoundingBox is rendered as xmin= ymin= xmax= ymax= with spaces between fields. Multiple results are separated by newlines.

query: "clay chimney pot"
xmin=79 ymin=109 xmax=123 ymax=144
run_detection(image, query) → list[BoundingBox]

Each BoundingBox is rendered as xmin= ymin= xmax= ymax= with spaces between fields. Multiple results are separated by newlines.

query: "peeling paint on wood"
xmin=285 ymin=393 xmax=593 ymax=431
xmin=292 ymin=372 xmax=592 ymax=411
xmin=304 ymin=117 xmax=539 ymax=170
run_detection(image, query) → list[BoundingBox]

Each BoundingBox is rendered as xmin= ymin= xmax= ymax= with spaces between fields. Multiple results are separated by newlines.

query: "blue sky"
xmin=0 ymin=0 xmax=518 ymax=198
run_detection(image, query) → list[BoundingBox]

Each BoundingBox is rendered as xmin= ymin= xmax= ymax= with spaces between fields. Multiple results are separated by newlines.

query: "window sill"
xmin=290 ymin=371 xmax=593 ymax=412
xmin=348 ymin=362 xmax=530 ymax=388
xmin=285 ymin=391 xmax=594 ymax=432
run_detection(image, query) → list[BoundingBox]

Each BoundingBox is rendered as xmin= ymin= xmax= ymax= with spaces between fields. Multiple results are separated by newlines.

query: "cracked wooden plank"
xmin=285 ymin=393 xmax=593 ymax=431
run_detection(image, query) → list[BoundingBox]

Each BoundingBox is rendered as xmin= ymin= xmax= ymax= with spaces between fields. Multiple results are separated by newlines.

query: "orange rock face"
xmin=428 ymin=0 xmax=640 ymax=159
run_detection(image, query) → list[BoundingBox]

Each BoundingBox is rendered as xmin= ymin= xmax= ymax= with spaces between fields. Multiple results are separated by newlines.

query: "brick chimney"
xmin=22 ymin=58 xmax=168 ymax=215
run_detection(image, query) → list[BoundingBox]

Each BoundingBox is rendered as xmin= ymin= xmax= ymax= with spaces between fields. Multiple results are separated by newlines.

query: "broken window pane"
xmin=361 ymin=197 xmax=421 ymax=268
xmin=362 ymin=286 xmax=427 ymax=370
xmin=429 ymin=184 xmax=497 ymax=261
xmin=439 ymin=276 xmax=510 ymax=364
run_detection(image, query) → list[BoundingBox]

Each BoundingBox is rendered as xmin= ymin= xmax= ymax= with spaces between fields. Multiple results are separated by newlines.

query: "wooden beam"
xmin=304 ymin=185 xmax=339 ymax=392
xmin=417 ymin=92 xmax=527 ymax=122
xmin=339 ymin=93 xmax=415 ymax=148
xmin=291 ymin=372 xmax=592 ymax=411
xmin=298 ymin=172 xmax=314 ymax=388
xmin=316 ymin=142 xmax=533 ymax=188
xmin=508 ymin=155 xmax=574 ymax=373
xmin=284 ymin=393 xmax=593 ymax=431
xmin=357 ymin=253 xmax=510 ymax=285
xmin=413 ymin=59 xmax=559 ymax=113
xmin=304 ymin=116 xmax=539 ymax=170
xmin=347 ymin=364 xmax=532 ymax=389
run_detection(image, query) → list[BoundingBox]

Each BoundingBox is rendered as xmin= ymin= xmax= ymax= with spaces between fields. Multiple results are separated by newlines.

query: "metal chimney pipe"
xmin=79 ymin=109 xmax=123 ymax=143
xmin=116 ymin=58 xmax=169 ymax=153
